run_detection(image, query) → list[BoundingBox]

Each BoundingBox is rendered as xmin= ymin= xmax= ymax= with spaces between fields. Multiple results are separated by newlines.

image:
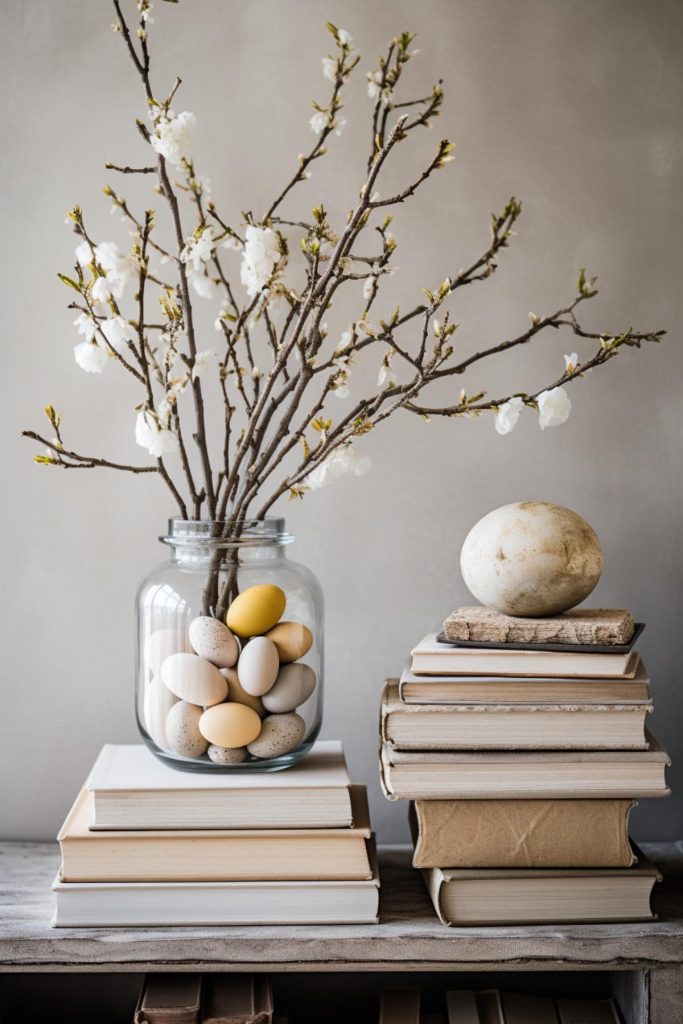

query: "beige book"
xmin=424 ymin=853 xmax=660 ymax=926
xmin=475 ymin=992 xmax=504 ymax=1024
xmin=381 ymin=681 xmax=650 ymax=751
xmin=399 ymin=658 xmax=651 ymax=705
xmin=411 ymin=799 xmax=636 ymax=869
xmin=502 ymin=993 xmax=559 ymax=1024
xmin=411 ymin=634 xmax=638 ymax=678
xmin=57 ymin=786 xmax=372 ymax=883
xmin=442 ymin=607 xmax=634 ymax=645
xmin=556 ymin=998 xmax=620 ymax=1024
xmin=201 ymin=975 xmax=273 ymax=1024
xmin=379 ymin=731 xmax=670 ymax=800
xmin=379 ymin=988 xmax=420 ymax=1024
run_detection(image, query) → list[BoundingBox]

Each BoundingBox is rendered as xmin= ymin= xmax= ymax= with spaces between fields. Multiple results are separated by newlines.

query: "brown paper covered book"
xmin=410 ymin=799 xmax=636 ymax=868
xmin=201 ymin=975 xmax=273 ymax=1024
xmin=442 ymin=607 xmax=635 ymax=646
xmin=134 ymin=974 xmax=202 ymax=1024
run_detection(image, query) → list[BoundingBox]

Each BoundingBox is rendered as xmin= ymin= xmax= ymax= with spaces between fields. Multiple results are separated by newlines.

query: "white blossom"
xmin=135 ymin=409 xmax=179 ymax=457
xmin=180 ymin=226 xmax=215 ymax=273
xmin=150 ymin=110 xmax=196 ymax=167
xmin=495 ymin=396 xmax=524 ymax=435
xmin=73 ymin=312 xmax=97 ymax=342
xmin=240 ymin=225 xmax=282 ymax=297
xmin=337 ymin=29 xmax=352 ymax=46
xmin=222 ymin=235 xmax=242 ymax=251
xmin=92 ymin=276 xmax=112 ymax=304
xmin=564 ymin=352 xmax=578 ymax=373
xmin=188 ymin=271 xmax=216 ymax=299
xmin=537 ymin=387 xmax=572 ymax=429
xmin=94 ymin=241 xmax=136 ymax=298
xmin=192 ymin=349 xmax=215 ymax=381
xmin=367 ymin=70 xmax=383 ymax=99
xmin=334 ymin=114 xmax=347 ymax=137
xmin=309 ymin=110 xmax=329 ymax=135
xmin=74 ymin=341 xmax=107 ymax=374
xmin=306 ymin=445 xmax=371 ymax=490
xmin=362 ymin=275 xmax=376 ymax=300
xmin=100 ymin=315 xmax=136 ymax=353
xmin=321 ymin=56 xmax=338 ymax=82
xmin=75 ymin=240 xmax=92 ymax=267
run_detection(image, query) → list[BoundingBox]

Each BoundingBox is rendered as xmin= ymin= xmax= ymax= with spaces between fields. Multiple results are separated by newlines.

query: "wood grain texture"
xmin=442 ymin=607 xmax=635 ymax=645
xmin=1 ymin=843 xmax=683 ymax=973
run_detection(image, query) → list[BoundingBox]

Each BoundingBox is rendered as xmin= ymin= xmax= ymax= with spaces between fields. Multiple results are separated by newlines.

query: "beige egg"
xmin=199 ymin=702 xmax=263 ymax=748
xmin=207 ymin=744 xmax=248 ymax=765
xmin=265 ymin=621 xmax=313 ymax=664
xmin=219 ymin=667 xmax=265 ymax=717
xmin=262 ymin=664 xmax=317 ymax=714
xmin=161 ymin=652 xmax=228 ymax=707
xmin=144 ymin=627 xmax=190 ymax=675
xmin=238 ymin=636 xmax=280 ymax=696
xmin=189 ymin=616 xmax=240 ymax=668
xmin=247 ymin=713 xmax=306 ymax=759
xmin=226 ymin=584 xmax=286 ymax=637
xmin=143 ymin=675 xmax=178 ymax=749
xmin=166 ymin=701 xmax=208 ymax=759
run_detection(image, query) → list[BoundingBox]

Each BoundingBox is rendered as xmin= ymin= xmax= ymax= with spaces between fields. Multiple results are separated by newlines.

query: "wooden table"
xmin=1 ymin=841 xmax=682 ymax=1022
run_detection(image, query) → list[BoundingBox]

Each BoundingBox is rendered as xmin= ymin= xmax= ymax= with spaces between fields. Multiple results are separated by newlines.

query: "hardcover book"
xmin=201 ymin=974 xmax=273 ymax=1024
xmin=134 ymin=974 xmax=202 ymax=1024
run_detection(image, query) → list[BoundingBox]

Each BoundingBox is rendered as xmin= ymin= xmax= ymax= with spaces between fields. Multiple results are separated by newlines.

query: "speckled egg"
xmin=460 ymin=501 xmax=604 ymax=617
xmin=189 ymin=616 xmax=240 ymax=668
xmin=265 ymin=621 xmax=313 ymax=664
xmin=165 ymin=701 xmax=208 ymax=759
xmin=237 ymin=636 xmax=280 ymax=696
xmin=161 ymin=652 xmax=228 ymax=707
xmin=145 ymin=627 xmax=190 ymax=675
xmin=198 ymin=702 xmax=263 ymax=748
xmin=262 ymin=664 xmax=316 ymax=714
xmin=207 ymin=744 xmax=248 ymax=765
xmin=143 ymin=675 xmax=178 ymax=749
xmin=247 ymin=712 xmax=305 ymax=759
xmin=219 ymin=667 xmax=265 ymax=717
xmin=226 ymin=584 xmax=286 ymax=637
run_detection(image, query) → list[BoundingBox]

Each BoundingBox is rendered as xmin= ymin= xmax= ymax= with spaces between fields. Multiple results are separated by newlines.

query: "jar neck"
xmin=160 ymin=518 xmax=293 ymax=566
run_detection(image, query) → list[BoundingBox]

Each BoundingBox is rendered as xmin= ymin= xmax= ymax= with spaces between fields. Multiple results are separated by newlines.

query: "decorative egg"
xmin=262 ymin=664 xmax=316 ymax=714
xmin=144 ymin=627 xmax=190 ymax=675
xmin=226 ymin=584 xmax=286 ymax=637
xmin=161 ymin=652 xmax=228 ymax=707
xmin=219 ymin=667 xmax=265 ymax=717
xmin=247 ymin=713 xmax=306 ymax=760
xmin=166 ymin=701 xmax=208 ymax=759
xmin=199 ymin=702 xmax=263 ymax=748
xmin=460 ymin=501 xmax=603 ymax=617
xmin=265 ymin=621 xmax=313 ymax=663
xmin=207 ymin=744 xmax=248 ymax=765
xmin=189 ymin=616 xmax=240 ymax=668
xmin=237 ymin=636 xmax=280 ymax=696
xmin=143 ymin=675 xmax=178 ymax=749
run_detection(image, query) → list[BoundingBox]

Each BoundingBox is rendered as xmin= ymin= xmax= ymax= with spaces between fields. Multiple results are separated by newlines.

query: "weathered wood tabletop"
xmin=1 ymin=842 xmax=683 ymax=973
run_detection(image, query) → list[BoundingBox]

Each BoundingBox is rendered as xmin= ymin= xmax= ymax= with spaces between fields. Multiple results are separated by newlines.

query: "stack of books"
xmin=379 ymin=607 xmax=670 ymax=926
xmin=380 ymin=987 xmax=622 ymax=1023
xmin=53 ymin=740 xmax=379 ymax=927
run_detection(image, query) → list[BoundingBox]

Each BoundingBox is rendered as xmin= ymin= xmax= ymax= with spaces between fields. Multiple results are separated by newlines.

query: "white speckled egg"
xmin=460 ymin=501 xmax=603 ymax=617
xmin=207 ymin=744 xmax=248 ymax=765
xmin=143 ymin=675 xmax=178 ymax=749
xmin=144 ymin=627 xmax=190 ymax=675
xmin=247 ymin=712 xmax=306 ymax=759
xmin=262 ymin=664 xmax=316 ymax=714
xmin=189 ymin=616 xmax=240 ymax=668
xmin=219 ymin=667 xmax=265 ymax=717
xmin=237 ymin=636 xmax=280 ymax=696
xmin=165 ymin=701 xmax=208 ymax=759
xmin=198 ymin=702 xmax=263 ymax=748
xmin=161 ymin=652 xmax=228 ymax=707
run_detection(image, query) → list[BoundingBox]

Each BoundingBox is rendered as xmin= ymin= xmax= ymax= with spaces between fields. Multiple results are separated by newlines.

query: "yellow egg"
xmin=226 ymin=584 xmax=286 ymax=637
xmin=265 ymin=621 xmax=313 ymax=663
xmin=199 ymin=702 xmax=263 ymax=749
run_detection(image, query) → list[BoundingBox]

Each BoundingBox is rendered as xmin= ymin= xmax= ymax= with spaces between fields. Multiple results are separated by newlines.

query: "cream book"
xmin=52 ymin=842 xmax=380 ymax=926
xmin=87 ymin=742 xmax=353 ymax=829
xmin=58 ymin=785 xmax=372 ymax=882
xmin=399 ymin=658 xmax=650 ymax=705
xmin=380 ymin=730 xmax=670 ymax=800
xmin=424 ymin=852 xmax=660 ymax=926
xmin=382 ymin=681 xmax=650 ymax=750
xmin=411 ymin=633 xmax=638 ymax=678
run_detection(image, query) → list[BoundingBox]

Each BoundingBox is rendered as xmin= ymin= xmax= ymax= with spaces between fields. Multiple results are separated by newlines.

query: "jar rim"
xmin=160 ymin=517 xmax=295 ymax=548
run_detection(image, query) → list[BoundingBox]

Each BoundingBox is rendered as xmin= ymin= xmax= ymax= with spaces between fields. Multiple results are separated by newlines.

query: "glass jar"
xmin=135 ymin=518 xmax=323 ymax=772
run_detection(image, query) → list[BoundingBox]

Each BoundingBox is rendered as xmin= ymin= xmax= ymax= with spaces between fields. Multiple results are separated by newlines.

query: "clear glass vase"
xmin=135 ymin=518 xmax=323 ymax=772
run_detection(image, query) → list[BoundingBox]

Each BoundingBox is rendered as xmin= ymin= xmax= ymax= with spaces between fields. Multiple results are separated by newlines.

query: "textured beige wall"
xmin=2 ymin=0 xmax=682 ymax=842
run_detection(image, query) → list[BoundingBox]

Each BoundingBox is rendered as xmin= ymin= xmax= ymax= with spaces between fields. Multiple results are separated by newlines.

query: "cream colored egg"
xmin=161 ymin=652 xmax=228 ymax=707
xmin=219 ymin=667 xmax=265 ymax=717
xmin=189 ymin=616 xmax=240 ymax=668
xmin=265 ymin=621 xmax=313 ymax=664
xmin=247 ymin=713 xmax=306 ymax=759
xmin=199 ymin=702 xmax=263 ymax=748
xmin=226 ymin=584 xmax=286 ymax=637
xmin=143 ymin=675 xmax=177 ymax=749
xmin=207 ymin=744 xmax=248 ymax=765
xmin=144 ymin=627 xmax=190 ymax=675
xmin=165 ymin=701 xmax=208 ymax=759
xmin=262 ymin=664 xmax=316 ymax=714
xmin=460 ymin=501 xmax=603 ymax=617
xmin=237 ymin=636 xmax=280 ymax=696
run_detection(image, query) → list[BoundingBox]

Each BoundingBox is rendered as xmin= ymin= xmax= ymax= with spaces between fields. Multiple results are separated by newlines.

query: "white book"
xmin=51 ymin=844 xmax=380 ymax=927
xmin=87 ymin=741 xmax=353 ymax=829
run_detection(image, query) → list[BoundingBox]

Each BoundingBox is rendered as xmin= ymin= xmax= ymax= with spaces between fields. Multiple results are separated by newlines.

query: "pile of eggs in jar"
xmin=143 ymin=584 xmax=315 ymax=764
